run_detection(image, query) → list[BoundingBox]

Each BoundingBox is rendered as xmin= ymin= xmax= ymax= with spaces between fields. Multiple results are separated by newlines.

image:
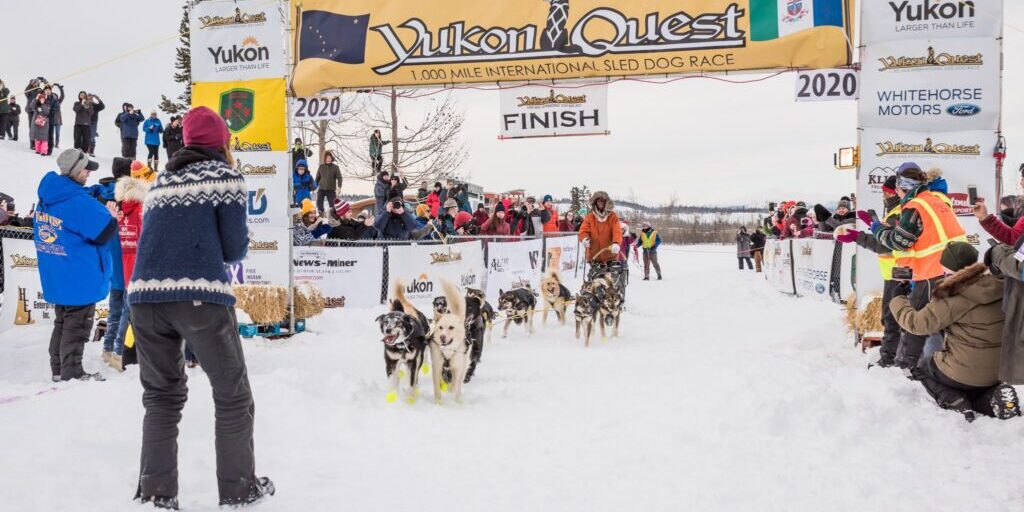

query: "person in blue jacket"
xmin=293 ymin=160 xmax=315 ymax=206
xmin=116 ymin=103 xmax=145 ymax=159
xmin=35 ymin=148 xmax=116 ymax=382
xmin=142 ymin=111 xmax=164 ymax=171
xmin=374 ymin=198 xmax=419 ymax=240
xmin=87 ymin=157 xmax=133 ymax=371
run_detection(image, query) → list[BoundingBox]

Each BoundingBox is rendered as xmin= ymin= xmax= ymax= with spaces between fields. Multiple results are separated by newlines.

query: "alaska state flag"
xmin=750 ymin=0 xmax=844 ymax=41
xmin=299 ymin=10 xmax=371 ymax=64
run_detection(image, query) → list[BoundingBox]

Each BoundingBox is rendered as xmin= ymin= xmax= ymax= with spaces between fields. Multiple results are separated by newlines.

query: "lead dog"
xmin=595 ymin=274 xmax=623 ymax=340
xmin=498 ymin=287 xmax=536 ymax=339
xmin=429 ymin=280 xmax=471 ymax=404
xmin=540 ymin=270 xmax=573 ymax=326
xmin=375 ymin=282 xmax=430 ymax=403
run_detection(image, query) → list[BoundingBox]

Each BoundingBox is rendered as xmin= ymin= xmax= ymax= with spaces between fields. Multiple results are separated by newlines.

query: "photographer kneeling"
xmin=890 ymin=242 xmax=1021 ymax=422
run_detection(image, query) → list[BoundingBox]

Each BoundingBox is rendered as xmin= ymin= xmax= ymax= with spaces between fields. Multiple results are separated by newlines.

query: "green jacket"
xmin=0 ymin=86 xmax=10 ymax=114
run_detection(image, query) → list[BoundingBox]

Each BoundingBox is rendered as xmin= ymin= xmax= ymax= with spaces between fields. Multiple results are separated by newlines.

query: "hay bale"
xmin=855 ymin=295 xmax=885 ymax=333
xmin=233 ymin=285 xmax=289 ymax=325
xmin=293 ymin=283 xmax=325 ymax=320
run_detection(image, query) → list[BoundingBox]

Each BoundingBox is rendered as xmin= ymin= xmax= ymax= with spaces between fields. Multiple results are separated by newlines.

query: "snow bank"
xmin=1 ymin=246 xmax=1022 ymax=511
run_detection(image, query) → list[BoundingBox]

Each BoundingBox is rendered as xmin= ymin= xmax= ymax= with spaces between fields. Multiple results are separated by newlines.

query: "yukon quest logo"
xmin=947 ymin=103 xmax=980 ymax=117
xmin=875 ymin=138 xmax=980 ymax=157
xmin=199 ymin=8 xmax=268 ymax=29
xmin=877 ymin=47 xmax=983 ymax=71
xmin=249 ymin=240 xmax=279 ymax=252
xmin=368 ymin=3 xmax=745 ymax=75
xmin=235 ymin=159 xmax=277 ymax=176
xmin=9 ymin=254 xmax=38 ymax=269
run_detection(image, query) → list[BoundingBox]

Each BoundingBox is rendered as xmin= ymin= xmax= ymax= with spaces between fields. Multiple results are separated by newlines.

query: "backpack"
xmin=114 ymin=113 xmax=122 ymax=129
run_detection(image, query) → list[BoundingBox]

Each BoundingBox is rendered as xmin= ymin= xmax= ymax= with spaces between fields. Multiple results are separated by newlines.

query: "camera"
xmin=891 ymin=267 xmax=914 ymax=281
xmin=390 ymin=199 xmax=404 ymax=210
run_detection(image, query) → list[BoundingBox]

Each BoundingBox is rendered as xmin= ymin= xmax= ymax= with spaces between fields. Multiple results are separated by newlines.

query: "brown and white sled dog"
xmin=540 ymin=270 xmax=573 ymax=326
xmin=375 ymin=282 xmax=430 ymax=403
xmin=429 ymin=280 xmax=471 ymax=404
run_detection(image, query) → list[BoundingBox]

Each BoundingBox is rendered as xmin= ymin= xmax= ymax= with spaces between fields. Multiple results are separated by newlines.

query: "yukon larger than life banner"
xmin=289 ymin=0 xmax=855 ymax=94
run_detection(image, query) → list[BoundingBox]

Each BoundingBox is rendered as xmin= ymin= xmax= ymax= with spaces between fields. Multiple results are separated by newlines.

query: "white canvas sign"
xmin=236 ymin=151 xmax=292 ymax=229
xmin=230 ymin=226 xmax=290 ymax=287
xmin=387 ymin=241 xmax=485 ymax=312
xmin=190 ymin=0 xmax=287 ymax=82
xmin=543 ymin=236 xmax=583 ymax=291
xmin=485 ymin=238 xmax=545 ymax=303
xmin=859 ymin=37 xmax=1000 ymax=131
xmin=860 ymin=0 xmax=1003 ymax=44
xmin=293 ymin=246 xmax=385 ymax=309
xmin=499 ymin=84 xmax=608 ymax=139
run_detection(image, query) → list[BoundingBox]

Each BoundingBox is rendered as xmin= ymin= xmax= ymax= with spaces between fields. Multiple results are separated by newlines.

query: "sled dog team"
xmin=375 ymin=269 xmax=626 ymax=404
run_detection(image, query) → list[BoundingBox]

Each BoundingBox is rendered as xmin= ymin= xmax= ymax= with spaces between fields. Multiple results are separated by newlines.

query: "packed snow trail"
xmin=2 ymin=247 xmax=1023 ymax=511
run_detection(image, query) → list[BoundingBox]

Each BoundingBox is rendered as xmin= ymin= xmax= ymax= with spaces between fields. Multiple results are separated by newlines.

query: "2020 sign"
xmin=795 ymin=69 xmax=859 ymax=102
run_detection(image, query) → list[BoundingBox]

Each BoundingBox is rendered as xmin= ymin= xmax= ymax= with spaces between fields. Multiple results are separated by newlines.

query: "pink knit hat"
xmin=183 ymin=106 xmax=231 ymax=148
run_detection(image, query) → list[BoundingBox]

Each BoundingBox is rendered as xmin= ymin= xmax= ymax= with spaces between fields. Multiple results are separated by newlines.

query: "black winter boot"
xmin=138 ymin=495 xmax=179 ymax=510
xmin=219 ymin=476 xmax=275 ymax=506
xmin=990 ymin=384 xmax=1022 ymax=420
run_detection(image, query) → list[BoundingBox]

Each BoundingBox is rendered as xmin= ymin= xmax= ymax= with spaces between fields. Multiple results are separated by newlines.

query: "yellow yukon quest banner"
xmin=290 ymin=0 xmax=854 ymax=94
xmin=192 ymin=78 xmax=288 ymax=152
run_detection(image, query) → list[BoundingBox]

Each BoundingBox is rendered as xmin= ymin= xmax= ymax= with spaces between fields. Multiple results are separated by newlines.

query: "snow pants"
xmin=48 ymin=304 xmax=96 ymax=380
xmin=752 ymin=250 xmax=763 ymax=272
xmin=918 ymin=358 xmax=997 ymax=417
xmin=121 ymin=137 xmax=138 ymax=158
xmin=738 ymin=257 xmax=753 ymax=270
xmin=73 ymin=124 xmax=91 ymax=151
xmin=7 ymin=117 xmax=18 ymax=140
xmin=0 ymin=113 xmax=7 ymax=139
xmin=879 ymin=280 xmax=902 ymax=365
xmin=316 ymin=189 xmax=338 ymax=218
xmin=102 ymin=289 xmax=126 ymax=356
xmin=897 ymin=277 xmax=941 ymax=369
xmin=643 ymin=250 xmax=662 ymax=279
xmin=132 ymin=302 xmax=257 ymax=501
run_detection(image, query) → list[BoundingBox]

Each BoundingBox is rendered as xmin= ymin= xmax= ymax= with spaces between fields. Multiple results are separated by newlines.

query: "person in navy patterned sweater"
xmin=127 ymin=106 xmax=274 ymax=509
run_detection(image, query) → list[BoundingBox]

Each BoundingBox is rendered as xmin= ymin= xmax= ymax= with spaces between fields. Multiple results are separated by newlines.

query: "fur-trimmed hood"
xmin=589 ymin=191 xmax=614 ymax=221
xmin=114 ymin=176 xmax=151 ymax=204
xmin=933 ymin=262 xmax=1002 ymax=303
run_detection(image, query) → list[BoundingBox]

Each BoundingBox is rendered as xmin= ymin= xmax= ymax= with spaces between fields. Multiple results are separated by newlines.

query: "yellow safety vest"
xmin=877 ymin=205 xmax=901 ymax=280
xmin=640 ymin=230 xmax=658 ymax=249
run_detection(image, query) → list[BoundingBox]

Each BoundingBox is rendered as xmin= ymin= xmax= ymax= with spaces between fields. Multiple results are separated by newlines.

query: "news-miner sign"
xmin=499 ymin=83 xmax=608 ymax=139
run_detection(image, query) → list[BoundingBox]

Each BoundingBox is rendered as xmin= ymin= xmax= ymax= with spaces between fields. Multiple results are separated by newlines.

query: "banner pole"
xmin=284 ymin=0 xmax=296 ymax=334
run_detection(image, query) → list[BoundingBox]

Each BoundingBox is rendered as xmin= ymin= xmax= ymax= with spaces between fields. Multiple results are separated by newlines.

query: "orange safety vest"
xmin=877 ymin=205 xmax=902 ymax=280
xmin=893 ymin=191 xmax=967 ymax=281
xmin=543 ymin=206 xmax=559 ymax=232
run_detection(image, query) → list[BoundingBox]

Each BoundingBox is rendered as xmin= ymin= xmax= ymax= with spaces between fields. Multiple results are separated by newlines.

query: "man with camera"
xmin=869 ymin=163 xmax=967 ymax=370
xmin=374 ymin=198 xmax=418 ymax=240
xmin=116 ymin=103 xmax=145 ymax=158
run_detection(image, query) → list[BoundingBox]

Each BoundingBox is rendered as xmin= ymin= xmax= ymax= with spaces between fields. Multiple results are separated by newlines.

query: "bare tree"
xmin=336 ymin=89 xmax=468 ymax=184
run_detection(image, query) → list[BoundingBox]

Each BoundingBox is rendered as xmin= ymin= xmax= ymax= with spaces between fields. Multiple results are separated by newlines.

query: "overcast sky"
xmin=4 ymin=0 xmax=1022 ymax=206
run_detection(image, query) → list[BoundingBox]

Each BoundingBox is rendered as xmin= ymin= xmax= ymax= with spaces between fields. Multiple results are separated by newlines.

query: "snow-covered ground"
xmin=2 ymin=246 xmax=1023 ymax=511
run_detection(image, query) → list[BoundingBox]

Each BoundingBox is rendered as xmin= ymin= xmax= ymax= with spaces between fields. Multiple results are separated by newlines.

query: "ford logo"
xmin=815 ymin=283 xmax=826 ymax=294
xmin=947 ymin=103 xmax=981 ymax=116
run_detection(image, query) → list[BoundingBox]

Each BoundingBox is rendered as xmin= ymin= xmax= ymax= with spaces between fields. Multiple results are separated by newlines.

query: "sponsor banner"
xmin=861 ymin=0 xmax=1003 ymax=44
xmin=839 ymin=240 xmax=856 ymax=300
xmin=794 ymin=68 xmax=859 ymax=102
xmin=234 ymin=151 xmax=291 ymax=228
xmin=0 ymin=239 xmax=109 ymax=332
xmin=499 ymin=83 xmax=608 ymax=139
xmin=543 ymin=236 xmax=583 ymax=290
xmin=485 ymin=238 xmax=545 ymax=304
xmin=792 ymin=238 xmax=834 ymax=301
xmin=192 ymin=78 xmax=288 ymax=152
xmin=291 ymin=93 xmax=349 ymax=122
xmin=387 ymin=241 xmax=486 ymax=311
xmin=190 ymin=0 xmax=287 ymax=82
xmin=293 ymin=246 xmax=385 ymax=309
xmin=290 ymin=0 xmax=852 ymax=94
xmin=860 ymin=37 xmax=1000 ymax=131
xmin=231 ymin=226 xmax=291 ymax=286
xmin=762 ymin=239 xmax=795 ymax=295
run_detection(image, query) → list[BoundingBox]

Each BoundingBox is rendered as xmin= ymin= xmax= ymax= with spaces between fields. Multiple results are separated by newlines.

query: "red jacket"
xmin=115 ymin=177 xmax=150 ymax=283
xmin=472 ymin=210 xmax=489 ymax=227
xmin=425 ymin=191 xmax=441 ymax=217
xmin=980 ymin=214 xmax=1024 ymax=245
xmin=481 ymin=216 xmax=510 ymax=236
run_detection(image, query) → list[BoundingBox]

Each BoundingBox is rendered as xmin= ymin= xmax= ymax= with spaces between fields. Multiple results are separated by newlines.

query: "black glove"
xmin=893 ymin=280 xmax=912 ymax=297
xmin=984 ymin=245 xmax=1002 ymax=276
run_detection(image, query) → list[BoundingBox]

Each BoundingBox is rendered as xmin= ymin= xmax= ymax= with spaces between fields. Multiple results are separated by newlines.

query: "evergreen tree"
xmin=159 ymin=1 xmax=202 ymax=115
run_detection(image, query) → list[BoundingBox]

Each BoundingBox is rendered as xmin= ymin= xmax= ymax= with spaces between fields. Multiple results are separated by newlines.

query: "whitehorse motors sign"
xmin=499 ymin=83 xmax=608 ymax=139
